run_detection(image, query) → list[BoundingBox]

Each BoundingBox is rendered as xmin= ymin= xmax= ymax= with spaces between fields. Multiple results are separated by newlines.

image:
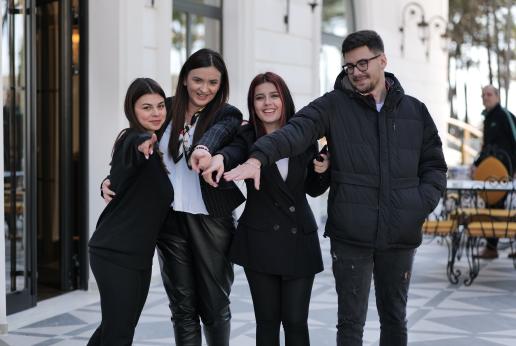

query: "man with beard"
xmin=224 ymin=30 xmax=447 ymax=346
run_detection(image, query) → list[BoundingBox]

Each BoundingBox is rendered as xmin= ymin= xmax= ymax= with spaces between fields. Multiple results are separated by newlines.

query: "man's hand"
xmin=137 ymin=133 xmax=158 ymax=159
xmin=201 ymin=154 xmax=225 ymax=187
xmin=313 ymin=152 xmax=330 ymax=173
xmin=101 ymin=179 xmax=116 ymax=203
xmin=224 ymin=158 xmax=262 ymax=190
xmin=190 ymin=147 xmax=211 ymax=173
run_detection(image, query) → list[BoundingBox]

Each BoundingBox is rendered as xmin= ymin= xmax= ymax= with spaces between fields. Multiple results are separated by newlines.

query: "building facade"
xmin=1 ymin=0 xmax=449 ymax=332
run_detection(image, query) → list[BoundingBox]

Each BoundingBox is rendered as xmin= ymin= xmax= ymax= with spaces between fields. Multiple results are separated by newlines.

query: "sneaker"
xmin=474 ymin=247 xmax=499 ymax=259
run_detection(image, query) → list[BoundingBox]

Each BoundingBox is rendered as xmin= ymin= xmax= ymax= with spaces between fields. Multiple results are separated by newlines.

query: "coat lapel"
xmin=263 ymin=154 xmax=305 ymax=202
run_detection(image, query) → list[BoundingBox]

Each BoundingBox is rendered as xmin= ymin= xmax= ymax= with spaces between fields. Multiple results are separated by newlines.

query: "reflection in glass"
xmin=187 ymin=0 xmax=221 ymax=6
xmin=3 ymin=0 xmax=28 ymax=293
xmin=320 ymin=0 xmax=350 ymax=93
xmin=190 ymin=15 xmax=220 ymax=54
xmin=36 ymin=0 xmax=62 ymax=298
xmin=171 ymin=10 xmax=187 ymax=94
xmin=322 ymin=0 xmax=348 ymax=37
xmin=320 ymin=45 xmax=343 ymax=93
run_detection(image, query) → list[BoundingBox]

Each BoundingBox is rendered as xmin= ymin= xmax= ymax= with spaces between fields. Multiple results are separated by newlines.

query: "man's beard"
xmin=354 ymin=81 xmax=375 ymax=95
xmin=352 ymin=74 xmax=376 ymax=95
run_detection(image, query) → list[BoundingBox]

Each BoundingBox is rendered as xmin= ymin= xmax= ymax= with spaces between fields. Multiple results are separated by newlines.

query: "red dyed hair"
xmin=247 ymin=72 xmax=295 ymax=138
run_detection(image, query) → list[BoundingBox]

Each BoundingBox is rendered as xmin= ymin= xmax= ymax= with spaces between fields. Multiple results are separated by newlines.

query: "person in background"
xmin=473 ymin=85 xmax=516 ymax=259
xmin=102 ymin=48 xmax=244 ymax=346
xmin=224 ymin=30 xmax=447 ymax=346
xmin=203 ymin=72 xmax=330 ymax=346
xmin=88 ymin=78 xmax=173 ymax=345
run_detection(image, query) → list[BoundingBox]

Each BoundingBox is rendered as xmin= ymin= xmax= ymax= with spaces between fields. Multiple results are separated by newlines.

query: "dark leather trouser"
xmin=157 ymin=209 xmax=235 ymax=346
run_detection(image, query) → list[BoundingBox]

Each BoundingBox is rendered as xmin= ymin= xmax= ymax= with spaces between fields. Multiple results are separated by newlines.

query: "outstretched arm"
xmin=224 ymin=95 xmax=332 ymax=189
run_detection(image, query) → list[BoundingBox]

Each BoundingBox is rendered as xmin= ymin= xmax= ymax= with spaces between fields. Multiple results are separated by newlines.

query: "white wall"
xmin=354 ymin=0 xmax=449 ymax=141
xmin=224 ymin=0 xmax=321 ymax=118
xmin=88 ymin=0 xmax=171 ymax=286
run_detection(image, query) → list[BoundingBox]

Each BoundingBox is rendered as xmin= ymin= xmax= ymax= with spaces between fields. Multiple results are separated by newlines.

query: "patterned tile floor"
xmin=2 ymin=235 xmax=516 ymax=346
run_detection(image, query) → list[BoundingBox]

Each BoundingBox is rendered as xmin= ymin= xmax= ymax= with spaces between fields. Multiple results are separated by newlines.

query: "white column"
xmin=223 ymin=0 xmax=256 ymax=117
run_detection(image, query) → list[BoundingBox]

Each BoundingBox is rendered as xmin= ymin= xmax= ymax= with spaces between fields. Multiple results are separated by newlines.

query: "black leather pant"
xmin=157 ymin=209 xmax=235 ymax=346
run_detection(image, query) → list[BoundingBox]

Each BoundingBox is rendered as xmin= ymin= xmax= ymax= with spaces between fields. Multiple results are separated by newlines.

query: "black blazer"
xmin=220 ymin=124 xmax=330 ymax=277
xmin=160 ymin=97 xmax=245 ymax=217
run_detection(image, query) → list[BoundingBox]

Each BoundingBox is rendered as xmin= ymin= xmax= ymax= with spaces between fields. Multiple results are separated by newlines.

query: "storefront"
xmin=2 ymin=0 xmax=88 ymax=315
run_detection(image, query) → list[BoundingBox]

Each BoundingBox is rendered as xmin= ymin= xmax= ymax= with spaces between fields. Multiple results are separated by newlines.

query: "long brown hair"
xmin=247 ymin=72 xmax=295 ymax=138
xmin=112 ymin=78 xmax=165 ymax=156
xmin=169 ymin=48 xmax=229 ymax=160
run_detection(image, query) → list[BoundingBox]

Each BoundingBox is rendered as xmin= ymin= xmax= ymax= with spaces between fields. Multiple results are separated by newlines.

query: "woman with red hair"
xmin=204 ymin=72 xmax=330 ymax=346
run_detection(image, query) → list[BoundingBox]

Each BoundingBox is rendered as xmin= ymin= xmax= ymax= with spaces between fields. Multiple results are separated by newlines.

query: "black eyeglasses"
xmin=342 ymin=54 xmax=381 ymax=75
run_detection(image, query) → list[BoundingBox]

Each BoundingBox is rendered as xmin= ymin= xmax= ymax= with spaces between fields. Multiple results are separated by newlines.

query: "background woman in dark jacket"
xmin=204 ymin=72 xmax=330 ymax=346
xmin=88 ymin=78 xmax=173 ymax=345
xmin=102 ymin=49 xmax=244 ymax=346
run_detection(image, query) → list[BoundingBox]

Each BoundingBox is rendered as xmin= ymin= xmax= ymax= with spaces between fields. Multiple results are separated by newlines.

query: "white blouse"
xmin=159 ymin=122 xmax=209 ymax=215
xmin=276 ymin=158 xmax=289 ymax=181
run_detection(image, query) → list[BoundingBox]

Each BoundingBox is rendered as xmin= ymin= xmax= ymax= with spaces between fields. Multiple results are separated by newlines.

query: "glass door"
xmin=35 ymin=0 xmax=85 ymax=300
xmin=4 ymin=0 xmax=86 ymax=314
xmin=3 ymin=0 xmax=36 ymax=314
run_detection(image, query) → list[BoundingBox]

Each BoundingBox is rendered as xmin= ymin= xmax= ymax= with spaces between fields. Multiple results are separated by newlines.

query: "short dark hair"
xmin=341 ymin=30 xmax=384 ymax=55
xmin=247 ymin=72 xmax=295 ymax=137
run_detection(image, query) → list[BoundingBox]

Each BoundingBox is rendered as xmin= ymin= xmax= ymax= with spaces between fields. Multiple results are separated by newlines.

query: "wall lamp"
xmin=399 ymin=2 xmax=449 ymax=59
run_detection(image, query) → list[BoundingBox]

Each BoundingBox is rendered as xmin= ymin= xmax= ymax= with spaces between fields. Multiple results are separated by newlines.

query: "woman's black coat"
xmin=219 ymin=124 xmax=330 ymax=277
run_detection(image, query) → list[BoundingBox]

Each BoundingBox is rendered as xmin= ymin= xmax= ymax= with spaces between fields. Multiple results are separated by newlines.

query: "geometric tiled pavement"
xmin=2 ymin=235 xmax=516 ymax=346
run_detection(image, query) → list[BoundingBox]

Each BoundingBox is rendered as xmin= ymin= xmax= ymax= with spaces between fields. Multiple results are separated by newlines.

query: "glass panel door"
xmin=3 ymin=0 xmax=35 ymax=314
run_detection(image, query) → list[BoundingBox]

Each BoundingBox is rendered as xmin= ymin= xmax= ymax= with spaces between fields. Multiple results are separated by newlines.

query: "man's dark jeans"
xmin=330 ymin=240 xmax=416 ymax=346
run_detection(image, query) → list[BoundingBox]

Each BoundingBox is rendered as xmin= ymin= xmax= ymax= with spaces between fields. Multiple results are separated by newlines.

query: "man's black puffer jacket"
xmin=250 ymin=71 xmax=447 ymax=249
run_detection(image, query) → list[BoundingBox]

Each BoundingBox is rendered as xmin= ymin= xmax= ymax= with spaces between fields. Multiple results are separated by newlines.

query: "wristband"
xmin=194 ymin=145 xmax=210 ymax=153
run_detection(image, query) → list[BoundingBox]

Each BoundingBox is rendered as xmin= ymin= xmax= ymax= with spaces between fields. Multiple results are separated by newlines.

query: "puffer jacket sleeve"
xmin=250 ymin=94 xmax=332 ymax=166
xmin=418 ymin=103 xmax=448 ymax=213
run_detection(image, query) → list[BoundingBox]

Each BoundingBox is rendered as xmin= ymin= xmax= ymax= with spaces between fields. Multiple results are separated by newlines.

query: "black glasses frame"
xmin=342 ymin=54 xmax=382 ymax=75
